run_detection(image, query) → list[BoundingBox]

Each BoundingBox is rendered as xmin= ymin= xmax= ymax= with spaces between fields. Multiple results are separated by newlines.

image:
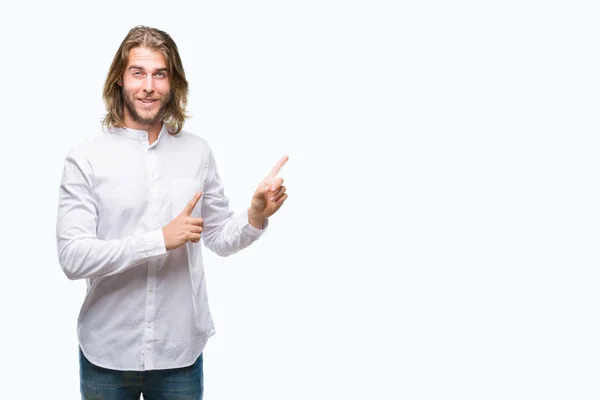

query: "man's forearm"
xmin=57 ymin=229 xmax=166 ymax=280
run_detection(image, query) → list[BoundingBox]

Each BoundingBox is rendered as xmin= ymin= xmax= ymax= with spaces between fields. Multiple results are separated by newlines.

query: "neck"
xmin=144 ymin=123 xmax=162 ymax=145
xmin=124 ymin=117 xmax=163 ymax=145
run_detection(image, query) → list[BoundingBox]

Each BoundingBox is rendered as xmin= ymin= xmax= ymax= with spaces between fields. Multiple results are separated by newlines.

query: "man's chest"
xmin=88 ymin=145 xmax=208 ymax=225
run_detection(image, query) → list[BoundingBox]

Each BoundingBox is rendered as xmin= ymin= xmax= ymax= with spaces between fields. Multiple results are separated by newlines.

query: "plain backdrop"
xmin=1 ymin=0 xmax=599 ymax=399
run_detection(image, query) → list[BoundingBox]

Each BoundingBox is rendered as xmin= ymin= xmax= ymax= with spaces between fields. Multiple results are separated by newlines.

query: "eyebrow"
xmin=128 ymin=66 xmax=168 ymax=73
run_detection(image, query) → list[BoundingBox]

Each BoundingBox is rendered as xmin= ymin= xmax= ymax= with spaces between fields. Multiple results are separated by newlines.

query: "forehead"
xmin=126 ymin=47 xmax=167 ymax=69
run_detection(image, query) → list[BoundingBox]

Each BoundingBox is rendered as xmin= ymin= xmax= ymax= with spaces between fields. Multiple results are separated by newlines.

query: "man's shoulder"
xmin=171 ymin=129 xmax=212 ymax=151
xmin=64 ymin=131 xmax=114 ymax=160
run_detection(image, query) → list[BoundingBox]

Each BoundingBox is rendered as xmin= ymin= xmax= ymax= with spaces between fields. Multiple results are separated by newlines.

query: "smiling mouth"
xmin=139 ymin=98 xmax=157 ymax=104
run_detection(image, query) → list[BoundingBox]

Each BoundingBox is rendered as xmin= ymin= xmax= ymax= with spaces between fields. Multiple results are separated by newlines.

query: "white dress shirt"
xmin=56 ymin=124 xmax=266 ymax=371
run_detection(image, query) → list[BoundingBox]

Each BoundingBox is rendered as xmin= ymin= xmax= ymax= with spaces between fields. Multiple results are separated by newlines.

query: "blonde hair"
xmin=102 ymin=26 xmax=189 ymax=134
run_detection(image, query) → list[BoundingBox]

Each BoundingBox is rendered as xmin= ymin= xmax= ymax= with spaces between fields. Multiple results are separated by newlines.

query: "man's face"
xmin=120 ymin=47 xmax=171 ymax=129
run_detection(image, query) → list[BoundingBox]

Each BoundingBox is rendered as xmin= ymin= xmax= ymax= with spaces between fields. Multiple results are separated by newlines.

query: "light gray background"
xmin=1 ymin=0 xmax=599 ymax=399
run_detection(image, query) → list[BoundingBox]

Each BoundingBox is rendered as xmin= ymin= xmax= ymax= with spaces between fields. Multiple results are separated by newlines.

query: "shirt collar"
xmin=110 ymin=123 xmax=168 ymax=145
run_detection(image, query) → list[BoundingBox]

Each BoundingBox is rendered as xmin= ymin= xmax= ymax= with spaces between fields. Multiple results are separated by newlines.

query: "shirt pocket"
xmin=171 ymin=178 xmax=204 ymax=219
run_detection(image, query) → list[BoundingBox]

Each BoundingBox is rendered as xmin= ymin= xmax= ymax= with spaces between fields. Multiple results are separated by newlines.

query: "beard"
xmin=123 ymin=90 xmax=172 ymax=127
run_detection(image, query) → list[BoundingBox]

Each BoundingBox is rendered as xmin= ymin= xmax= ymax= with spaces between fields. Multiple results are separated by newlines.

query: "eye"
xmin=133 ymin=71 xmax=144 ymax=77
xmin=154 ymin=72 xmax=167 ymax=78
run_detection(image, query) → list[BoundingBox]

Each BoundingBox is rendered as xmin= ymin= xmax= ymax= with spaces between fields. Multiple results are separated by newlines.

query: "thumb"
xmin=181 ymin=191 xmax=202 ymax=216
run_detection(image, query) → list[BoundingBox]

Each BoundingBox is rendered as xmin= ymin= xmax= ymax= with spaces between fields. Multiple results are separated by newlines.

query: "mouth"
xmin=137 ymin=98 xmax=159 ymax=110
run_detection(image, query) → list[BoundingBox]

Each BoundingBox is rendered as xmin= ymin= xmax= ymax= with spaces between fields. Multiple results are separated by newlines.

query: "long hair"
xmin=102 ymin=26 xmax=189 ymax=134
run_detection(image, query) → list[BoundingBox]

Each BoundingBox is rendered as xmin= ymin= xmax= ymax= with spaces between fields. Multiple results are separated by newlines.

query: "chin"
xmin=137 ymin=110 xmax=159 ymax=120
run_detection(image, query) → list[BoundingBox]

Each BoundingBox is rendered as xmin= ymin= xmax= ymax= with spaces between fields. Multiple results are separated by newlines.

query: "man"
xmin=56 ymin=25 xmax=288 ymax=399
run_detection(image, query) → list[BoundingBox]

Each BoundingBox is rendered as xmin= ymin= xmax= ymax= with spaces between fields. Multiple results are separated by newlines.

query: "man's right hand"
xmin=162 ymin=192 xmax=204 ymax=251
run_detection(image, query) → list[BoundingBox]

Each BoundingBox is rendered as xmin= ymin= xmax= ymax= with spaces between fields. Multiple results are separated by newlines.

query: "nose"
xmin=143 ymin=75 xmax=155 ymax=93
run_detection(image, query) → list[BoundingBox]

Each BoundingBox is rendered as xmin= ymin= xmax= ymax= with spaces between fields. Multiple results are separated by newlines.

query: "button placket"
xmin=143 ymin=149 xmax=159 ymax=370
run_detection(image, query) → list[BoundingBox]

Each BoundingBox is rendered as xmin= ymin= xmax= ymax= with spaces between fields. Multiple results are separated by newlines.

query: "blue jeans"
xmin=79 ymin=349 xmax=203 ymax=400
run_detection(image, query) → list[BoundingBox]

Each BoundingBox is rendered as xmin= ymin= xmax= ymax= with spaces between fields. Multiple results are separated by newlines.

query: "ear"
xmin=117 ymin=77 xmax=123 ymax=86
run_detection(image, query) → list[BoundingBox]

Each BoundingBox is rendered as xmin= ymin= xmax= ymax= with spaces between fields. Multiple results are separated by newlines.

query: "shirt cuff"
xmin=241 ymin=211 xmax=269 ymax=236
xmin=142 ymin=229 xmax=167 ymax=257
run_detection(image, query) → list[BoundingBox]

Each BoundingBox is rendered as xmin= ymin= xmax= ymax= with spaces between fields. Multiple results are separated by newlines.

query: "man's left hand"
xmin=248 ymin=156 xmax=289 ymax=229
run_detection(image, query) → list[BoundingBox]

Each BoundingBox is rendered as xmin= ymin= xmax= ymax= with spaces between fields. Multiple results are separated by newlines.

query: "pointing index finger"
xmin=182 ymin=192 xmax=202 ymax=216
xmin=266 ymin=156 xmax=289 ymax=180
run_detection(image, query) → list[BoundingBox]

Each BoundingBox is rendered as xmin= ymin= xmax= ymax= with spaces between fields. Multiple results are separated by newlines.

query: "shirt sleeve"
xmin=200 ymin=147 xmax=268 ymax=257
xmin=56 ymin=153 xmax=166 ymax=280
